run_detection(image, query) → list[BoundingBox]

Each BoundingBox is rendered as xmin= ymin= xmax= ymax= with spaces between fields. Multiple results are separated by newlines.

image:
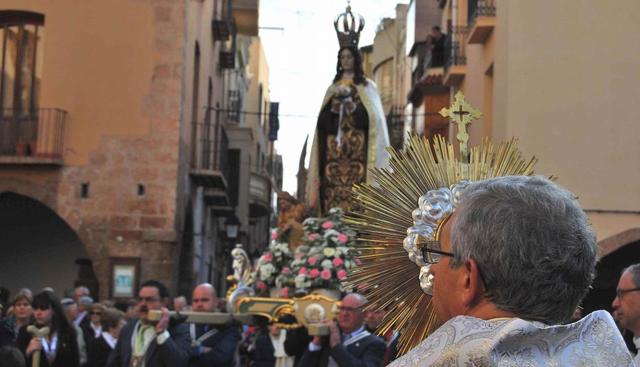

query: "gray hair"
xmin=60 ymin=298 xmax=75 ymax=310
xmin=78 ymin=296 xmax=93 ymax=308
xmin=450 ymin=176 xmax=597 ymax=324
xmin=75 ymin=286 xmax=90 ymax=296
xmin=622 ymin=263 xmax=640 ymax=287
xmin=344 ymin=293 xmax=368 ymax=307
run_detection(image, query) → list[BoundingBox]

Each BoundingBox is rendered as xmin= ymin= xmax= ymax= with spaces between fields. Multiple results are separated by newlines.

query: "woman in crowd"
xmin=86 ymin=303 xmax=105 ymax=342
xmin=16 ymin=291 xmax=79 ymax=367
xmin=87 ymin=307 xmax=125 ymax=367
xmin=0 ymin=289 xmax=33 ymax=347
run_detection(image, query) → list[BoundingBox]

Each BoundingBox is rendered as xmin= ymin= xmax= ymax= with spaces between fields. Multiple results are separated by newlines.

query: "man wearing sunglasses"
xmin=612 ymin=264 xmax=640 ymax=364
xmin=107 ymin=280 xmax=190 ymax=367
xmin=391 ymin=176 xmax=632 ymax=366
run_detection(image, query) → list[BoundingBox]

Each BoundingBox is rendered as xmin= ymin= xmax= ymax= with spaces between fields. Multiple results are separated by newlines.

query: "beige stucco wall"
xmin=6 ymin=0 xmax=155 ymax=165
xmin=495 ymin=1 xmax=640 ymax=211
xmin=246 ymin=36 xmax=270 ymax=147
xmin=492 ymin=0 xmax=640 ymax=242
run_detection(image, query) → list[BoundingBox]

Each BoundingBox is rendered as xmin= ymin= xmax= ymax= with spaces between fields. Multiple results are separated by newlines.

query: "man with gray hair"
xmin=74 ymin=286 xmax=90 ymax=303
xmin=391 ymin=176 xmax=632 ymax=366
xmin=75 ymin=295 xmax=94 ymax=351
xmin=61 ymin=298 xmax=88 ymax=366
xmin=299 ymin=292 xmax=386 ymax=367
xmin=612 ymin=263 xmax=640 ymax=365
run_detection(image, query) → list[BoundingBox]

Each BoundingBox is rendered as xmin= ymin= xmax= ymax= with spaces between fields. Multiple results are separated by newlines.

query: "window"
xmin=227 ymin=90 xmax=240 ymax=122
xmin=0 ymin=11 xmax=45 ymax=112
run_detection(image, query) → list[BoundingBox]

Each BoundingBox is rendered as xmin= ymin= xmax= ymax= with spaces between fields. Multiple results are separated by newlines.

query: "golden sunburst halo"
xmin=344 ymin=134 xmax=537 ymax=355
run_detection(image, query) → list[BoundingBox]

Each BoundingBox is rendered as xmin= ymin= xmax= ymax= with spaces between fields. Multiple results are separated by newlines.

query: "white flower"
xmin=321 ymin=259 xmax=333 ymax=269
xmin=259 ymin=263 xmax=276 ymax=280
xmin=336 ymin=246 xmax=349 ymax=256
xmin=324 ymin=229 xmax=340 ymax=239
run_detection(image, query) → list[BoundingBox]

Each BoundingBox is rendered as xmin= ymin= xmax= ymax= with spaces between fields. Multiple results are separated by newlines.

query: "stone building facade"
xmin=0 ymin=0 xmax=272 ymax=300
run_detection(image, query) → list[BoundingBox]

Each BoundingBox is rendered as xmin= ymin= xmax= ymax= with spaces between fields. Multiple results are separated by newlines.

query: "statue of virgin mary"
xmin=305 ymin=6 xmax=390 ymax=215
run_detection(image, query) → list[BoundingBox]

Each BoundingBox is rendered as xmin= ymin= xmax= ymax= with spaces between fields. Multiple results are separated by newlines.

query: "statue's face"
xmin=278 ymin=196 xmax=291 ymax=210
xmin=339 ymin=48 xmax=355 ymax=72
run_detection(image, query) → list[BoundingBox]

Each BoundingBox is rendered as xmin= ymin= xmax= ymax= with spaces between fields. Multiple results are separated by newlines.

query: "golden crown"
xmin=334 ymin=5 xmax=365 ymax=48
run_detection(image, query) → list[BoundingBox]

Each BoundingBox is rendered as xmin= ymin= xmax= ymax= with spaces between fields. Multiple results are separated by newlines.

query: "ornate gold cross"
xmin=438 ymin=91 xmax=482 ymax=162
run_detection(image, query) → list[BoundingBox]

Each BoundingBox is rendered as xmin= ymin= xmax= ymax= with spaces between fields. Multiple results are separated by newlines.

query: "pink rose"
xmin=337 ymin=269 xmax=347 ymax=280
xmin=338 ymin=233 xmax=348 ymax=244
xmin=280 ymin=288 xmax=289 ymax=298
xmin=271 ymin=231 xmax=278 ymax=240
xmin=321 ymin=269 xmax=332 ymax=280
xmin=257 ymin=281 xmax=267 ymax=291
xmin=308 ymin=256 xmax=318 ymax=265
xmin=299 ymin=267 xmax=308 ymax=276
xmin=333 ymin=257 xmax=344 ymax=267
xmin=262 ymin=252 xmax=273 ymax=262
xmin=308 ymin=233 xmax=320 ymax=241
xmin=310 ymin=269 xmax=320 ymax=278
xmin=282 ymin=267 xmax=291 ymax=274
xmin=322 ymin=221 xmax=334 ymax=229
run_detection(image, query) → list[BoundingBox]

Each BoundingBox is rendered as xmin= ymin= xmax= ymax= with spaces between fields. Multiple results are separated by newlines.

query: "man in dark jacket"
xmin=106 ymin=280 xmax=190 ymax=367
xmin=188 ymin=283 xmax=240 ymax=367
xmin=298 ymin=293 xmax=386 ymax=367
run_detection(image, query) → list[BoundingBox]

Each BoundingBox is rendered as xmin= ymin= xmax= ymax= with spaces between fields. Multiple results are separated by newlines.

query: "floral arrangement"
xmin=254 ymin=236 xmax=295 ymax=297
xmin=291 ymin=207 xmax=359 ymax=292
xmin=253 ymin=207 xmax=359 ymax=296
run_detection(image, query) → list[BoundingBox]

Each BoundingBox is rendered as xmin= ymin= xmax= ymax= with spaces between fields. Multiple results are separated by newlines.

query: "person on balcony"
xmin=429 ymin=26 xmax=446 ymax=67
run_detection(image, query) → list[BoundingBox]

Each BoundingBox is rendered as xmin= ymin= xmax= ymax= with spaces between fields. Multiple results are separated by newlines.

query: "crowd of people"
xmin=0 ymin=177 xmax=639 ymax=367
xmin=0 ymin=281 xmax=399 ymax=367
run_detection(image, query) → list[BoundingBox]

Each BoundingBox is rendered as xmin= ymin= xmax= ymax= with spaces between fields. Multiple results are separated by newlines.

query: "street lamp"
xmin=225 ymin=211 xmax=241 ymax=241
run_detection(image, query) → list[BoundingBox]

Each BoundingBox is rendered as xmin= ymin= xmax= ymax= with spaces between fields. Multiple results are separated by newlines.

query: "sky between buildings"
xmin=260 ymin=0 xmax=407 ymax=193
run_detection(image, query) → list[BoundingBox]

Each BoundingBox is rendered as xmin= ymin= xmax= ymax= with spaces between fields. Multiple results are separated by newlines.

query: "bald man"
xmin=298 ymin=293 xmax=386 ymax=367
xmin=188 ymin=283 xmax=241 ymax=367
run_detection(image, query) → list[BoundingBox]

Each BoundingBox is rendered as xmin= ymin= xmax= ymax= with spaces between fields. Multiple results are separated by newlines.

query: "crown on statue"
xmin=334 ymin=5 xmax=365 ymax=48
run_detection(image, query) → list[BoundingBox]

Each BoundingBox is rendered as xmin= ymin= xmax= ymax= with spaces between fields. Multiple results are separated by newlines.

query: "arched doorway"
xmin=581 ymin=238 xmax=640 ymax=352
xmin=582 ymin=238 xmax=640 ymax=314
xmin=0 ymin=192 xmax=98 ymax=297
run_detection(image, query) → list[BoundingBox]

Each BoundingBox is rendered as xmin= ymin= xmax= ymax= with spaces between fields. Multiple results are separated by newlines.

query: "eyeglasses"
xmin=89 ymin=311 xmax=102 ymax=316
xmin=615 ymin=287 xmax=640 ymax=299
xmin=338 ymin=306 xmax=362 ymax=313
xmin=421 ymin=240 xmax=489 ymax=290
xmin=137 ymin=296 xmax=160 ymax=303
xmin=420 ymin=240 xmax=455 ymax=264
xmin=33 ymin=305 xmax=51 ymax=311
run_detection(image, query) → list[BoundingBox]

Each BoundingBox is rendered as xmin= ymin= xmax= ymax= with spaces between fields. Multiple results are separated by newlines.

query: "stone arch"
xmin=0 ymin=178 xmax=57 ymax=213
xmin=581 ymin=229 xmax=640 ymax=321
xmin=598 ymin=228 xmax=640 ymax=258
xmin=0 ymin=191 xmax=99 ymax=297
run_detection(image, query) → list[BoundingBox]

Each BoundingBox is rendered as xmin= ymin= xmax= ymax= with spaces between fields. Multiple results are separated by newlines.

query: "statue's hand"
xmin=330 ymin=98 xmax=342 ymax=114
xmin=344 ymin=100 xmax=356 ymax=114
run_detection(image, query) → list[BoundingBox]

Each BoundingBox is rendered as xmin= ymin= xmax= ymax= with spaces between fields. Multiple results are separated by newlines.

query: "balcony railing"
xmin=443 ymin=26 xmax=468 ymax=86
xmin=468 ymin=0 xmax=496 ymax=28
xmin=444 ymin=26 xmax=468 ymax=72
xmin=190 ymin=120 xmax=229 ymax=190
xmin=0 ymin=108 xmax=67 ymax=163
xmin=468 ymin=0 xmax=496 ymax=44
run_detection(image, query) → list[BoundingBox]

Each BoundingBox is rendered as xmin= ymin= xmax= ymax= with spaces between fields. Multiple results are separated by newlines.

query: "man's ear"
xmin=459 ymin=258 xmax=484 ymax=309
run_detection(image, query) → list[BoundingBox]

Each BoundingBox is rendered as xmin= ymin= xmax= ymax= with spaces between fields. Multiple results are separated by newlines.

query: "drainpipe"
xmin=449 ymin=0 xmax=458 ymax=142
